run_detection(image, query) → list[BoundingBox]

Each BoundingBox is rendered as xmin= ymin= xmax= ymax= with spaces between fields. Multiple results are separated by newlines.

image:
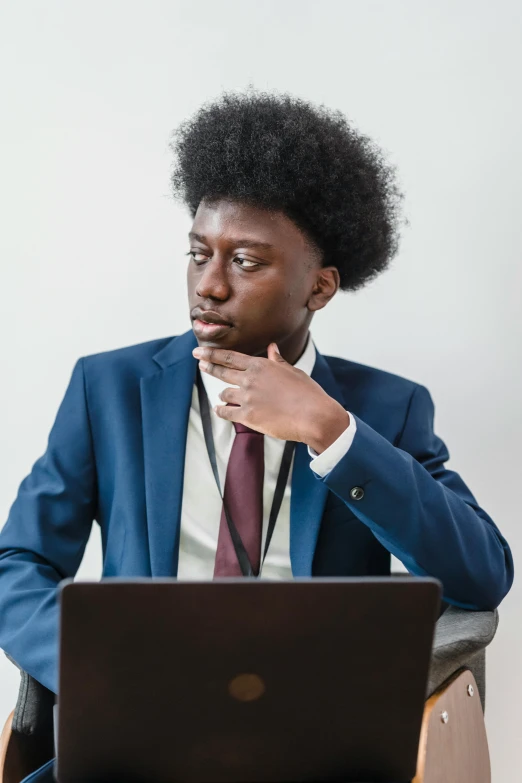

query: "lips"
xmin=193 ymin=321 xmax=232 ymax=341
xmin=192 ymin=310 xmax=233 ymax=326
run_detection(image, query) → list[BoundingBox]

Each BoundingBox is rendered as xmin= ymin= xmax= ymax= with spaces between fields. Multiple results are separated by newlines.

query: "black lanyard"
xmin=195 ymin=367 xmax=296 ymax=577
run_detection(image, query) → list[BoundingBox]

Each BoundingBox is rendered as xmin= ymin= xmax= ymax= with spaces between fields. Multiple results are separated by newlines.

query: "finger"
xmin=193 ymin=347 xmax=251 ymax=370
xmin=267 ymin=343 xmax=285 ymax=362
xmin=217 ymin=386 xmax=242 ymax=406
xmin=214 ymin=402 xmax=243 ymax=422
xmin=199 ymin=361 xmax=244 ymax=385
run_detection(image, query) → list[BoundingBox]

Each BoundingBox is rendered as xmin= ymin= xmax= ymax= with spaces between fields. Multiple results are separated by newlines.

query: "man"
xmin=0 ymin=89 xmax=514 ymax=757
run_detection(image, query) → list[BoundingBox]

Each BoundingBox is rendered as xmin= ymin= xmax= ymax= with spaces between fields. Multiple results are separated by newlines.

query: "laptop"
xmin=54 ymin=577 xmax=441 ymax=783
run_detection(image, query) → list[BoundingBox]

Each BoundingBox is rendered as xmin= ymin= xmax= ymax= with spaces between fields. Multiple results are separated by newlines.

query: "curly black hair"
xmin=170 ymin=88 xmax=403 ymax=292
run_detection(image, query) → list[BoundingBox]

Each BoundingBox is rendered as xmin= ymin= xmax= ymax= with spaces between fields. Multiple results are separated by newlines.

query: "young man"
xmin=0 ymin=91 xmax=514 ymax=706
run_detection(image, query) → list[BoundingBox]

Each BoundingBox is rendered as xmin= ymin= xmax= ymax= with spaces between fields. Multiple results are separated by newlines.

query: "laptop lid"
xmin=55 ymin=577 xmax=441 ymax=783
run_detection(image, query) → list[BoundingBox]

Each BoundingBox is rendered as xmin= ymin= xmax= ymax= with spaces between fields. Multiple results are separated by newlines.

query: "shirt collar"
xmin=200 ymin=331 xmax=317 ymax=410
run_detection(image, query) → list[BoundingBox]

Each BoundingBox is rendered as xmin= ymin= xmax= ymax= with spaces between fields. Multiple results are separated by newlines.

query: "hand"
xmin=193 ymin=343 xmax=350 ymax=452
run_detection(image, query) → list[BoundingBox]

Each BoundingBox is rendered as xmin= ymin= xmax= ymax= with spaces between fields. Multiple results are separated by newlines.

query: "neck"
xmin=257 ymin=329 xmax=310 ymax=365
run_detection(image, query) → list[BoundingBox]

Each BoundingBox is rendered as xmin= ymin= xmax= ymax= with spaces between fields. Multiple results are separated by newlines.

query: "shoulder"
xmin=321 ymin=354 xmax=432 ymax=438
xmin=323 ymin=354 xmax=421 ymax=398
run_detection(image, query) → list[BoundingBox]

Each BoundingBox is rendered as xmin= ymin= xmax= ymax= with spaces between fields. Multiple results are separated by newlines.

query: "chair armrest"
xmin=4 ymin=654 xmax=55 ymax=738
xmin=428 ymin=607 xmax=498 ymax=710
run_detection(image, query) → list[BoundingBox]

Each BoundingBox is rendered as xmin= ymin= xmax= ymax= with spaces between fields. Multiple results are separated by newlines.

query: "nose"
xmin=194 ymin=256 xmax=230 ymax=301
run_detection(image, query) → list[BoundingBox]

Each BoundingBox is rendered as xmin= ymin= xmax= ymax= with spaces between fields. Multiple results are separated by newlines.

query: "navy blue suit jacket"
xmin=0 ymin=329 xmax=514 ymax=694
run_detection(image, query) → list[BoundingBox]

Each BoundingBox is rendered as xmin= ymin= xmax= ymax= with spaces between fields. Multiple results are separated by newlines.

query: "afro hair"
xmin=170 ymin=88 xmax=403 ymax=292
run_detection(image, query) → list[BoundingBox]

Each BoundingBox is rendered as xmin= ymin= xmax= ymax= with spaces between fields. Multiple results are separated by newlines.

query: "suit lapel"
xmin=140 ymin=330 xmax=198 ymax=576
xmin=140 ymin=330 xmax=347 ymax=578
xmin=290 ymin=350 xmax=347 ymax=576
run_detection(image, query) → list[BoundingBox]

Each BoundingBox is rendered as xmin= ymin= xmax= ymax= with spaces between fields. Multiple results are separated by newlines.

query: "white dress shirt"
xmin=177 ymin=332 xmax=357 ymax=580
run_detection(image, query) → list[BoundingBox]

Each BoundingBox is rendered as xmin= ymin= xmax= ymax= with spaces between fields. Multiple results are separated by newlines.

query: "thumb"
xmin=267 ymin=342 xmax=286 ymax=362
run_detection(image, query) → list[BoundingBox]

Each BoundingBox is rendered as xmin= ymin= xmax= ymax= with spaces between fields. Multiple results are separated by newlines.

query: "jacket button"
xmin=350 ymin=486 xmax=365 ymax=501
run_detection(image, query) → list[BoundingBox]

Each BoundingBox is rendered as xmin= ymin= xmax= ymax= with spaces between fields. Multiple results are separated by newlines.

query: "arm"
xmin=0 ymin=358 xmax=96 ymax=694
xmin=308 ymin=384 xmax=513 ymax=610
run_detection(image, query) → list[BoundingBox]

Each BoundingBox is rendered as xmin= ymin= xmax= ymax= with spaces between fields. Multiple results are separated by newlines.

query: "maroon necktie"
xmin=213 ymin=417 xmax=265 ymax=577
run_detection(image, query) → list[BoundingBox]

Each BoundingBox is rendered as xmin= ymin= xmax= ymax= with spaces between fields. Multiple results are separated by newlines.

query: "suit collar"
xmin=142 ymin=329 xmax=345 ymax=577
xmin=290 ymin=344 xmax=346 ymax=575
xmin=152 ymin=328 xmax=199 ymax=370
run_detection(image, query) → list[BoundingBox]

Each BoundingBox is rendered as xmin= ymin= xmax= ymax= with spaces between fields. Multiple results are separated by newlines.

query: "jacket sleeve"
xmin=314 ymin=383 xmax=514 ymax=610
xmin=0 ymin=358 xmax=96 ymax=694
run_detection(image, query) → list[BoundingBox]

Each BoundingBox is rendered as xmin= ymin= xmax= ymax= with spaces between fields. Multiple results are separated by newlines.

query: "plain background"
xmin=0 ymin=0 xmax=520 ymax=777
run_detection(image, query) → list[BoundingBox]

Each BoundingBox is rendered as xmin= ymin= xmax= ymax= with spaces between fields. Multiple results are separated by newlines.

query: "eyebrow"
xmin=188 ymin=232 xmax=276 ymax=251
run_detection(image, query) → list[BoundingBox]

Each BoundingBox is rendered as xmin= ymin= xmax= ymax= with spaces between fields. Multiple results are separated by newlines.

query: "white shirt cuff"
xmin=307 ymin=411 xmax=356 ymax=477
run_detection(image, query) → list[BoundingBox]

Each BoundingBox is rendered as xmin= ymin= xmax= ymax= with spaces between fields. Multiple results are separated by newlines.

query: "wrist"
xmin=306 ymin=402 xmax=350 ymax=454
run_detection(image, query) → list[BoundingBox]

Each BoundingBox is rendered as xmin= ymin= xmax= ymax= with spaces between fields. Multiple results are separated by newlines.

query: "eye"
xmin=186 ymin=251 xmax=259 ymax=269
xmin=186 ymin=250 xmax=208 ymax=263
xmin=234 ymin=256 xmax=259 ymax=269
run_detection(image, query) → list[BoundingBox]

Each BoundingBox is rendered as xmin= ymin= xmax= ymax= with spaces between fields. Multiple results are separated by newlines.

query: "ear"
xmin=267 ymin=343 xmax=287 ymax=363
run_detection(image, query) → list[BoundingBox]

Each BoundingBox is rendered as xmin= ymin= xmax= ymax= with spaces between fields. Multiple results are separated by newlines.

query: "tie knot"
xmin=233 ymin=421 xmax=262 ymax=436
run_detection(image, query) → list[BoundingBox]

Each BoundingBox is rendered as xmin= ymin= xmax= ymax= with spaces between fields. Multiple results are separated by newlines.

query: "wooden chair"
xmin=0 ymin=606 xmax=498 ymax=783
xmin=412 ymin=605 xmax=498 ymax=783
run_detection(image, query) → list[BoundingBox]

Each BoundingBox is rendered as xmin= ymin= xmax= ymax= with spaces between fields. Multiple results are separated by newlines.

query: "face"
xmin=187 ymin=198 xmax=340 ymax=361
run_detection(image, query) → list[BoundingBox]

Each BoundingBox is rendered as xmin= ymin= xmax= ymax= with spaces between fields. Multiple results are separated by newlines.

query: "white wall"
xmin=0 ymin=0 xmax=520 ymax=777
